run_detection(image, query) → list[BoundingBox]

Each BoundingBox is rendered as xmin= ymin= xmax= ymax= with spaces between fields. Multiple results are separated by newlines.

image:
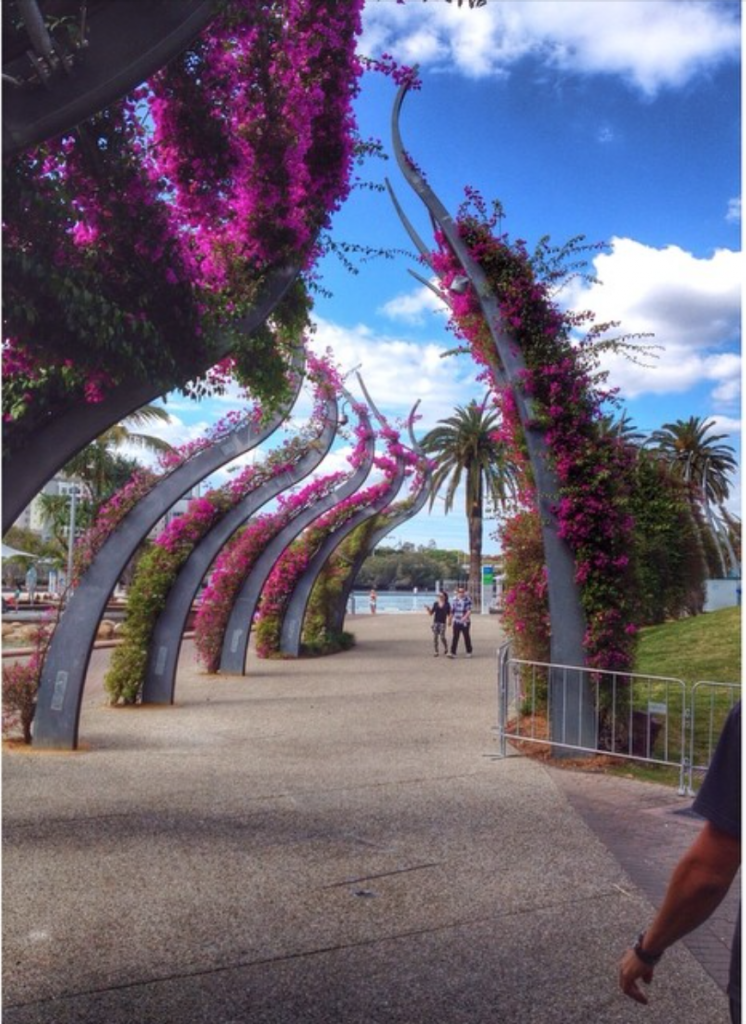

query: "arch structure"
xmin=326 ymin=399 xmax=432 ymax=636
xmin=326 ymin=466 xmax=431 ymax=636
xmin=390 ymin=81 xmax=595 ymax=750
xmin=277 ymin=426 xmax=412 ymax=659
xmin=215 ymin=393 xmax=378 ymax=675
xmin=140 ymin=387 xmax=340 ymax=705
xmin=3 ymin=0 xmax=217 ymax=156
xmin=2 ymin=264 xmax=300 ymax=534
xmin=32 ymin=350 xmax=305 ymax=750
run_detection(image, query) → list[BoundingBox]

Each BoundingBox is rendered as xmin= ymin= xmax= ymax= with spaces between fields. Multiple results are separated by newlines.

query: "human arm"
xmin=619 ymin=821 xmax=741 ymax=1004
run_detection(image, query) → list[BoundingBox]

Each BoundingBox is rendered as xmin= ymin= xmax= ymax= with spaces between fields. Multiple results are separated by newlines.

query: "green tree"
xmin=355 ymin=545 xmax=463 ymax=591
xmin=629 ymin=458 xmax=707 ymax=622
xmin=36 ymin=405 xmax=173 ymax=561
xmin=648 ymin=417 xmax=739 ymax=577
xmin=421 ymin=400 xmax=516 ymax=607
xmin=64 ymin=405 xmax=173 ymax=506
xmin=649 ymin=416 xmax=737 ymax=504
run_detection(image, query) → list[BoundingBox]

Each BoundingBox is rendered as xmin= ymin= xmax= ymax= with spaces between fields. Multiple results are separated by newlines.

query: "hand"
xmin=619 ymin=949 xmax=655 ymax=1004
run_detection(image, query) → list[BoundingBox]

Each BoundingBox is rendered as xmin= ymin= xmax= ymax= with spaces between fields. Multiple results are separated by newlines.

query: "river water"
xmin=348 ymin=590 xmax=441 ymax=615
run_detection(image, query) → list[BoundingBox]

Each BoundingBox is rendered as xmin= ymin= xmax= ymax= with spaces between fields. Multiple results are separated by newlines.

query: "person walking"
xmin=426 ymin=590 xmax=450 ymax=656
xmin=369 ymin=589 xmax=377 ymax=615
xmin=447 ymin=584 xmax=472 ymax=658
xmin=619 ymin=700 xmax=741 ymax=1022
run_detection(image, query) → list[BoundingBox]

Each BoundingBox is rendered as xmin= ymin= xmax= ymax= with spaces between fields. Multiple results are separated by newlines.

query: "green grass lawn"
xmin=607 ymin=606 xmax=742 ymax=788
xmin=634 ymin=606 xmax=741 ymax=685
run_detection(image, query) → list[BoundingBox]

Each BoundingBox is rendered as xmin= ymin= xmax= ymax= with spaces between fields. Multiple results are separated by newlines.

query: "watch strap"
xmin=633 ymin=932 xmax=664 ymax=967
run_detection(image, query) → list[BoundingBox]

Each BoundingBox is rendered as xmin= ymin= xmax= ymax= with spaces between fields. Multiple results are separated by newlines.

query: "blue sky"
xmin=155 ymin=0 xmax=742 ymax=555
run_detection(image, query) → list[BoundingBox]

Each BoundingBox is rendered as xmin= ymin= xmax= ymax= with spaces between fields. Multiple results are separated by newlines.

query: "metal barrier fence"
xmin=496 ymin=644 xmax=740 ymax=796
xmin=687 ymin=681 xmax=742 ymax=793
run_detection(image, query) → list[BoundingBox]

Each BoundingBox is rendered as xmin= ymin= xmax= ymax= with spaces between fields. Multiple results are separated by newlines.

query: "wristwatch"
xmin=633 ymin=932 xmax=664 ymax=967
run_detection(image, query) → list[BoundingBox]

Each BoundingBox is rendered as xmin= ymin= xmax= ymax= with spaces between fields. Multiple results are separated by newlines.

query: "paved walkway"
xmin=3 ymin=613 xmax=737 ymax=1023
xmin=552 ymin=767 xmax=740 ymax=994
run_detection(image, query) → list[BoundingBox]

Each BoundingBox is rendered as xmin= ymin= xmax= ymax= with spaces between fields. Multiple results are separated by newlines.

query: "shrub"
xmin=3 ymin=660 xmax=40 ymax=744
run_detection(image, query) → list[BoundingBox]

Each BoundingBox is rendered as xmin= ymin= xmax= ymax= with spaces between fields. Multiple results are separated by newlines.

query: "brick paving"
xmin=551 ymin=766 xmax=740 ymax=993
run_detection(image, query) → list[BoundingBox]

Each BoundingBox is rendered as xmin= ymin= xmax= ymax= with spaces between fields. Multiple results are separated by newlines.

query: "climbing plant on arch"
xmin=194 ymin=387 xmax=377 ymax=674
xmin=388 ymin=79 xmax=643 ymax=748
xmin=306 ymin=381 xmax=431 ymax=645
xmin=104 ymin=351 xmax=342 ymax=707
xmin=2 ymin=0 xmax=366 ymax=530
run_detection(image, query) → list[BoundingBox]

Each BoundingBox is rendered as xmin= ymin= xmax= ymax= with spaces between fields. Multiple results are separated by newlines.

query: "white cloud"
xmin=379 ymin=279 xmax=447 ymax=323
xmin=307 ymin=314 xmax=484 ymax=433
xmin=709 ymin=414 xmax=742 ymax=437
xmin=726 ymin=197 xmax=742 ymax=223
xmin=561 ymin=237 xmax=741 ymax=405
xmin=361 ymin=1 xmax=740 ymax=94
xmin=139 ymin=413 xmax=212 ymax=453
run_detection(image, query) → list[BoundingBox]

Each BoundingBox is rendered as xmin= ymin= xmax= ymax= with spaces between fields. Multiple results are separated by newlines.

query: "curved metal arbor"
xmin=390 ymin=82 xmax=594 ymax=749
xmin=3 ymin=0 xmax=217 ymax=156
xmin=141 ymin=389 xmax=340 ymax=704
xmin=327 ymin=469 xmax=431 ymax=636
xmin=2 ymin=264 xmax=300 ymax=534
xmin=327 ymin=399 xmax=432 ymax=636
xmin=32 ymin=351 xmax=304 ymax=750
xmin=218 ymin=395 xmax=377 ymax=675
xmin=278 ymin=439 xmax=409 ymax=658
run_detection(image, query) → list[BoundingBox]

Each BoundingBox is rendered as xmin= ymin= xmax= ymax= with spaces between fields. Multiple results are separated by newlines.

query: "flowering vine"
xmin=193 ymin=405 xmax=378 ymax=671
xmin=70 ymin=366 xmax=294 ymax=585
xmin=3 ymin=1 xmax=365 ymax=452
xmin=103 ymin=354 xmax=341 ymax=703
xmin=302 ymin=453 xmax=426 ymax=653
xmin=430 ymin=195 xmax=639 ymax=670
xmin=253 ymin=432 xmax=414 ymax=659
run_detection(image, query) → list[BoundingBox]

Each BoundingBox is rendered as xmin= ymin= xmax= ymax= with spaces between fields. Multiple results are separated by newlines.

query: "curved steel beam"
xmin=2 ymin=263 xmax=300 ymax=533
xmin=5 ymin=268 xmax=301 ymax=525
xmin=391 ymin=82 xmax=593 ymax=748
xmin=384 ymin=178 xmax=436 ymax=271
xmin=3 ymin=0 xmax=217 ymax=156
xmin=327 ymin=398 xmax=429 ymax=634
xmin=407 ymin=268 xmax=451 ymax=309
xmin=218 ymin=396 xmax=377 ymax=675
xmin=141 ymin=390 xmax=339 ymax=704
xmin=279 ymin=446 xmax=409 ymax=658
xmin=329 ymin=458 xmax=432 ymax=635
xmin=32 ymin=349 xmax=305 ymax=750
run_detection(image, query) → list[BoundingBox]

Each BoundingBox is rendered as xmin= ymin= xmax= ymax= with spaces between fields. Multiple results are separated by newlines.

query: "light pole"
xmin=65 ymin=485 xmax=79 ymax=598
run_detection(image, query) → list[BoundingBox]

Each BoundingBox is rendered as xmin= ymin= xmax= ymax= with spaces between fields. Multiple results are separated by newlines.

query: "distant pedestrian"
xmin=25 ymin=564 xmax=37 ymax=605
xmin=619 ymin=701 xmax=741 ymax=1022
xmin=369 ymin=588 xmax=378 ymax=615
xmin=447 ymin=585 xmax=472 ymax=658
xmin=426 ymin=590 xmax=450 ymax=656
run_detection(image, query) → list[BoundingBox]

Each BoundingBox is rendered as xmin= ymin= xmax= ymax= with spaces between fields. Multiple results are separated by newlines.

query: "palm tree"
xmin=648 ymin=416 xmax=737 ymax=505
xmin=421 ymin=400 xmax=517 ymax=607
xmin=596 ymin=412 xmax=646 ymax=452
xmin=64 ymin=404 xmax=173 ymax=505
xmin=37 ymin=405 xmax=174 ymax=554
xmin=648 ymin=416 xmax=739 ymax=577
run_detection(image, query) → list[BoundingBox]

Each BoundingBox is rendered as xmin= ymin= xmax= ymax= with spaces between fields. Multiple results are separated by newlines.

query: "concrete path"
xmin=2 ymin=613 xmax=735 ymax=1023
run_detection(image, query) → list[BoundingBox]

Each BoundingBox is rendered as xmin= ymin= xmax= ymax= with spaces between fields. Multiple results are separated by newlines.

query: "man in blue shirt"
xmin=619 ymin=701 xmax=741 ymax=1021
xmin=447 ymin=585 xmax=473 ymax=658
